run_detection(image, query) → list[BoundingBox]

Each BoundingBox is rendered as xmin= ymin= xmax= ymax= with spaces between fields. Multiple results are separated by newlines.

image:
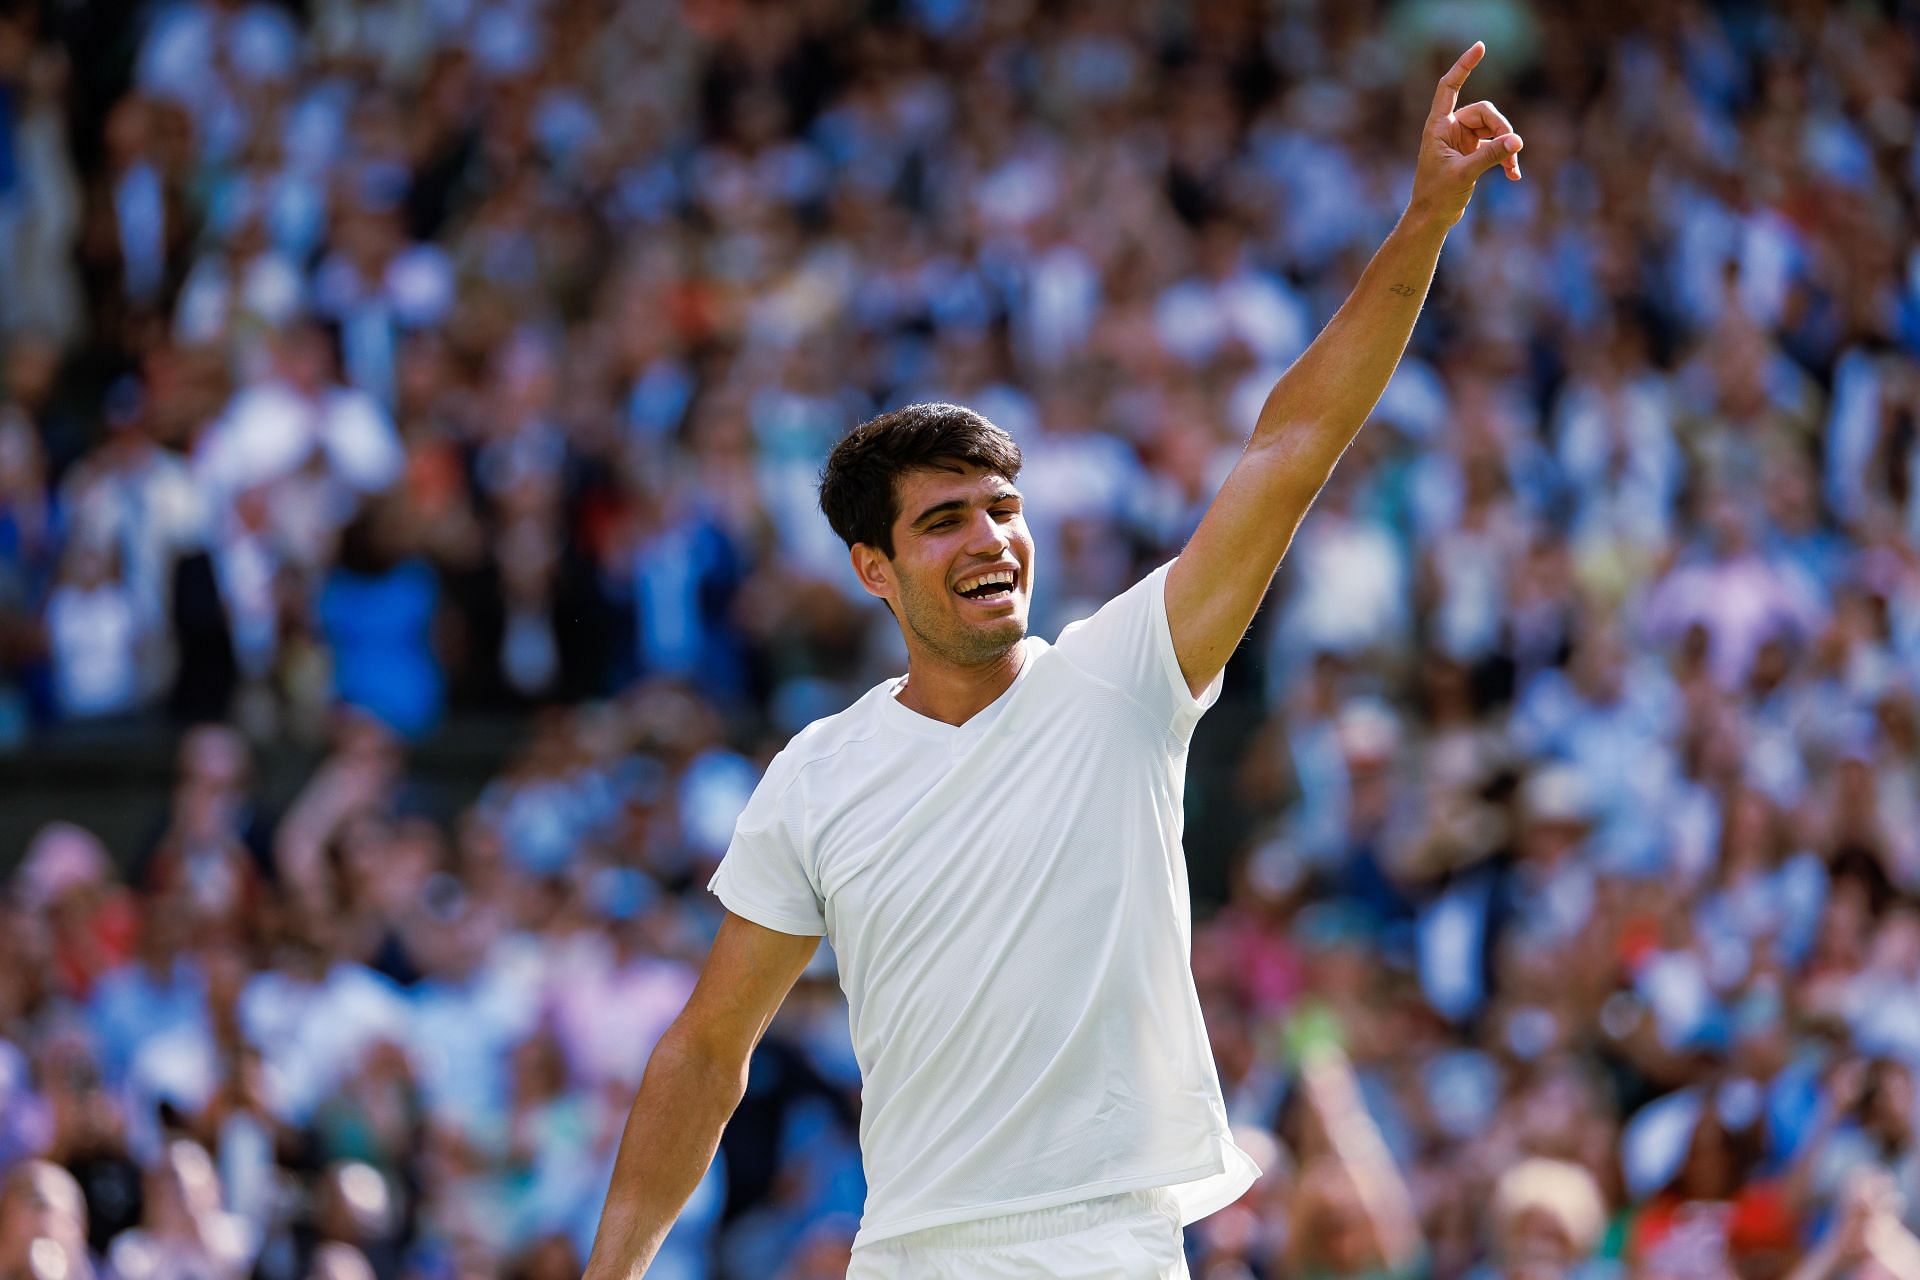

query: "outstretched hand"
xmin=1410 ymin=42 xmax=1523 ymax=229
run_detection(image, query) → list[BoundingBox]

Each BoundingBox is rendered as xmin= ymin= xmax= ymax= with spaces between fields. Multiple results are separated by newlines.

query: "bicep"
xmin=1166 ymin=438 xmax=1312 ymax=695
xmin=675 ymin=912 xmax=820 ymax=1067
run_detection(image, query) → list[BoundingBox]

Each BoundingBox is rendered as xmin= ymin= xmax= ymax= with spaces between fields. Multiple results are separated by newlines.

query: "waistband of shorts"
xmin=860 ymin=1188 xmax=1179 ymax=1253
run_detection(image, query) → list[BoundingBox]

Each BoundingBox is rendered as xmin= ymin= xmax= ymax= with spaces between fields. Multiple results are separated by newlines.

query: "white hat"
xmin=1336 ymin=700 xmax=1401 ymax=763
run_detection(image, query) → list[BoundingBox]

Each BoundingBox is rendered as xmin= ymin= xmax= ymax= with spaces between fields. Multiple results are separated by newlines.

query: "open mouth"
xmin=953 ymin=567 xmax=1018 ymax=606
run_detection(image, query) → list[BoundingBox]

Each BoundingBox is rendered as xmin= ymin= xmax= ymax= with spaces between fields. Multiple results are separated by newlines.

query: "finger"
xmin=1465 ymin=132 xmax=1523 ymax=181
xmin=1456 ymin=102 xmax=1521 ymax=179
xmin=1429 ymin=41 xmax=1486 ymax=122
xmin=1454 ymin=101 xmax=1514 ymax=139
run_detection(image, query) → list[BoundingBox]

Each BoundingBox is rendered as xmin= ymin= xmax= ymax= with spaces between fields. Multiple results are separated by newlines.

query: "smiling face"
xmin=853 ymin=463 xmax=1034 ymax=668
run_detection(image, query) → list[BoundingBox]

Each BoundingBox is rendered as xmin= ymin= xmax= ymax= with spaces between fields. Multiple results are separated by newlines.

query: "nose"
xmin=962 ymin=508 xmax=1011 ymax=556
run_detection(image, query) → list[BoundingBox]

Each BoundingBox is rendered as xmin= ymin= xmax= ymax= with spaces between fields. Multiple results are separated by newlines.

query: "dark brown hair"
xmin=818 ymin=403 xmax=1023 ymax=556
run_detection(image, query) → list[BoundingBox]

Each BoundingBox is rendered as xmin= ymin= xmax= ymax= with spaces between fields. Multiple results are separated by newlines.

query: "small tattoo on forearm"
xmin=1388 ymin=283 xmax=1417 ymax=297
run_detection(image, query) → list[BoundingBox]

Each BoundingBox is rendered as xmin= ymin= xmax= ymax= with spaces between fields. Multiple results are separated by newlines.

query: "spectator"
xmin=43 ymin=538 xmax=144 ymax=720
xmin=317 ymin=503 xmax=442 ymax=741
xmin=15 ymin=822 xmax=137 ymax=998
xmin=0 ymin=405 xmax=54 ymax=736
xmin=0 ymin=18 xmax=82 ymax=345
xmin=1478 ymin=1159 xmax=1612 ymax=1280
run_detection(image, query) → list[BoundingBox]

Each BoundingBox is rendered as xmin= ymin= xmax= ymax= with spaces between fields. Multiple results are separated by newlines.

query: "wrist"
xmin=1398 ymin=198 xmax=1458 ymax=241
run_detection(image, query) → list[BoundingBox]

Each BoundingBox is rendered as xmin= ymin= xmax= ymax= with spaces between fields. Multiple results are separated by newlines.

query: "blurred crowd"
xmin=5 ymin=0 xmax=1920 ymax=1277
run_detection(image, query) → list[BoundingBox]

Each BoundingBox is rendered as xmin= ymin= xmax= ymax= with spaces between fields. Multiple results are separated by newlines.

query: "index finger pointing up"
xmin=1430 ymin=41 xmax=1486 ymax=122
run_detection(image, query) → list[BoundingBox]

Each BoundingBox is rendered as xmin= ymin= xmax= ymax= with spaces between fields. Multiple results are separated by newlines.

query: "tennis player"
xmin=583 ymin=42 xmax=1522 ymax=1280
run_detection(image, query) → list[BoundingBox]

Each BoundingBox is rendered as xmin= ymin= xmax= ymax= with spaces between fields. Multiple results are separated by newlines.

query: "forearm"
xmin=1303 ymin=1055 xmax=1422 ymax=1269
xmin=1245 ymin=209 xmax=1449 ymax=505
xmin=1165 ymin=210 xmax=1451 ymax=688
xmin=581 ymin=1031 xmax=746 ymax=1280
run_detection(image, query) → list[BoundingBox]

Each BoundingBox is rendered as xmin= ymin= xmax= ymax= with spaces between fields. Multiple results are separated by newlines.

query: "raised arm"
xmin=1298 ymin=1050 xmax=1423 ymax=1273
xmin=1166 ymin=41 xmax=1523 ymax=694
xmin=581 ymin=913 xmax=819 ymax=1280
xmin=1786 ymin=1170 xmax=1920 ymax=1280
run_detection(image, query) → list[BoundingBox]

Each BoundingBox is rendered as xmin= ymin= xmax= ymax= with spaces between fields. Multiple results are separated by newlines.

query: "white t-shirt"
xmin=194 ymin=380 xmax=404 ymax=498
xmin=708 ymin=561 xmax=1261 ymax=1248
xmin=46 ymin=583 xmax=140 ymax=718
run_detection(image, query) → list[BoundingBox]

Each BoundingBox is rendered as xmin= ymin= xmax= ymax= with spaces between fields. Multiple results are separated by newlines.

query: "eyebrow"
xmin=908 ymin=489 xmax=1021 ymax=531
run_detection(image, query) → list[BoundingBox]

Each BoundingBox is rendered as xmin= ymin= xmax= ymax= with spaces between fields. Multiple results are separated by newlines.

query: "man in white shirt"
xmin=584 ymin=44 xmax=1523 ymax=1279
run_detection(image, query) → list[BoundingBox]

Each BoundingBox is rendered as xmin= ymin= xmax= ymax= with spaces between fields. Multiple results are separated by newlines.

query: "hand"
xmin=1409 ymin=42 xmax=1524 ymax=230
xmin=1828 ymin=1170 xmax=1895 ymax=1269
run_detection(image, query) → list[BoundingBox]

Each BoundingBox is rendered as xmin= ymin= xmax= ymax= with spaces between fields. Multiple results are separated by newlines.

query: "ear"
xmin=849 ymin=543 xmax=894 ymax=605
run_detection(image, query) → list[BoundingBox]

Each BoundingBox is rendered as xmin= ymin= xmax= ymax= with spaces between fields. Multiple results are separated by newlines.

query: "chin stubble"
xmin=901 ymin=585 xmax=1025 ymax=667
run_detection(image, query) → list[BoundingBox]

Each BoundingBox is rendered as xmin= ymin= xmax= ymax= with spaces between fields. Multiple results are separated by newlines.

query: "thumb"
xmin=1469 ymin=132 xmax=1523 ymax=179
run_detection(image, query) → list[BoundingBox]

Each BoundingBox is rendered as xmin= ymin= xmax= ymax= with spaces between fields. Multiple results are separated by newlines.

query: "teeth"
xmin=957 ymin=569 xmax=1016 ymax=594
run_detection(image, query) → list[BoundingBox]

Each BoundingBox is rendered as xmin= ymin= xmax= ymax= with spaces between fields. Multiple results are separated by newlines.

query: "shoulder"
xmin=1053 ymin=561 xmax=1172 ymax=646
xmin=752 ymin=682 xmax=896 ymax=800
xmin=1049 ymin=562 xmax=1178 ymax=681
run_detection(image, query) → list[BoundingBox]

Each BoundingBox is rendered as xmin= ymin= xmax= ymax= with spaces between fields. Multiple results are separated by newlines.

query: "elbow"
xmin=648 ymin=1019 xmax=752 ymax=1100
xmin=1245 ymin=420 xmax=1362 ymax=493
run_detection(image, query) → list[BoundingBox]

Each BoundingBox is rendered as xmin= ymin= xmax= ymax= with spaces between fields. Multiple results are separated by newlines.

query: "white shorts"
xmin=845 ymin=1188 xmax=1190 ymax=1279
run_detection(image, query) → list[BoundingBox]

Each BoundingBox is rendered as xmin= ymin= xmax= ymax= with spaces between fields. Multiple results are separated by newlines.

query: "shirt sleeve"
xmin=705 ymin=761 xmax=827 ymax=937
xmin=1050 ymin=559 xmax=1223 ymax=740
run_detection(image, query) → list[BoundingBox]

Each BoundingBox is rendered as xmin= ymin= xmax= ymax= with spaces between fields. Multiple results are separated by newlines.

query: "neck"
xmin=895 ymin=642 xmax=1026 ymax=726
